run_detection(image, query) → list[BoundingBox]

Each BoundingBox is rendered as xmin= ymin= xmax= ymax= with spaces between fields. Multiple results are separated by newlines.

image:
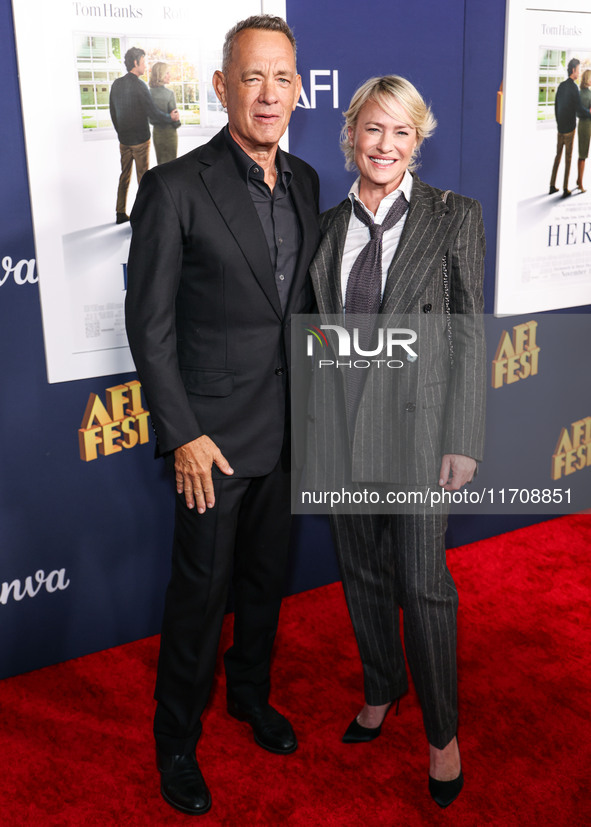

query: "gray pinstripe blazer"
xmin=306 ymin=175 xmax=486 ymax=486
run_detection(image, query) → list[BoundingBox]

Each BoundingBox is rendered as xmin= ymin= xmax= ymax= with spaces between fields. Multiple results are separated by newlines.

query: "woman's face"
xmin=163 ymin=71 xmax=171 ymax=84
xmin=349 ymin=98 xmax=418 ymax=194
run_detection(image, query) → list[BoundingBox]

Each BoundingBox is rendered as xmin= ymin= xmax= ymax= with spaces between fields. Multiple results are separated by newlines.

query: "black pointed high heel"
xmin=429 ymin=736 xmax=463 ymax=807
xmin=428 ymin=770 xmax=464 ymax=807
xmin=341 ymin=698 xmax=400 ymax=743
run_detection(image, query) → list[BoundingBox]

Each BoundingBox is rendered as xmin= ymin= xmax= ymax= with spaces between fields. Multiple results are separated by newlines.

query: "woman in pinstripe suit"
xmin=308 ymin=76 xmax=486 ymax=808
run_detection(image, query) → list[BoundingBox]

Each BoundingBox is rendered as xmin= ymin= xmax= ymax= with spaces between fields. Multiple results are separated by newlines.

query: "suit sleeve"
xmin=109 ymin=89 xmax=118 ymax=134
xmin=441 ymin=198 xmax=487 ymax=461
xmin=311 ymin=167 xmax=320 ymax=213
xmin=125 ymin=169 xmax=203 ymax=455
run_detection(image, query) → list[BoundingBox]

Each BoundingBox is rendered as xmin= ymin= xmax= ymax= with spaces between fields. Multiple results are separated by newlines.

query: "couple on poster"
xmin=549 ymin=56 xmax=591 ymax=196
xmin=125 ymin=13 xmax=485 ymax=817
xmin=109 ymin=47 xmax=181 ymax=224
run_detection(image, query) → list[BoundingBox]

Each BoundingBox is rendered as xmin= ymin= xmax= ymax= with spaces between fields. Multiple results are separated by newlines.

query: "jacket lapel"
xmin=309 ymin=199 xmax=351 ymax=316
xmin=200 ymin=139 xmax=283 ymax=320
xmin=283 ymin=171 xmax=320 ymax=318
xmin=380 ymin=176 xmax=450 ymax=317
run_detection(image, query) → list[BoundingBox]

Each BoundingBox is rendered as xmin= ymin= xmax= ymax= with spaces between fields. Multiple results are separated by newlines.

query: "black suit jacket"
xmin=125 ymin=129 xmax=320 ymax=477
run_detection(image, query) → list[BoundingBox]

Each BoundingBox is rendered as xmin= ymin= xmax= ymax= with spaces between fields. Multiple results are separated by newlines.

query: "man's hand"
xmin=438 ymin=454 xmax=477 ymax=492
xmin=174 ymin=436 xmax=233 ymax=513
xmin=171 ymin=109 xmax=180 ymax=122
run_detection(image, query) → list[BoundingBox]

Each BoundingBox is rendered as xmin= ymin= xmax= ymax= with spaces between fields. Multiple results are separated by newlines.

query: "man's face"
xmin=133 ymin=55 xmax=146 ymax=76
xmin=213 ymin=29 xmax=301 ymax=157
xmin=572 ymin=64 xmax=580 ymax=81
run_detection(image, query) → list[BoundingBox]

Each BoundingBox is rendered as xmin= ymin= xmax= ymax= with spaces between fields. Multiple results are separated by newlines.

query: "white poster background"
xmin=496 ymin=0 xmax=591 ymax=314
xmin=12 ymin=0 xmax=286 ymax=382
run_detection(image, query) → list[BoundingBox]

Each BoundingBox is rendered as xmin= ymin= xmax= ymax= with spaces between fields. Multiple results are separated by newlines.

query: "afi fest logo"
xmin=297 ymin=70 xmax=339 ymax=109
xmin=552 ymin=416 xmax=591 ymax=480
xmin=79 ymin=380 xmax=150 ymax=461
xmin=492 ymin=321 xmax=539 ymax=388
xmin=305 ymin=324 xmax=418 ymax=369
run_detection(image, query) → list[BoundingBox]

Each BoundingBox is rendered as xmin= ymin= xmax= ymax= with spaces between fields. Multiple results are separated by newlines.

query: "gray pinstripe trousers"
xmin=330 ymin=512 xmax=458 ymax=749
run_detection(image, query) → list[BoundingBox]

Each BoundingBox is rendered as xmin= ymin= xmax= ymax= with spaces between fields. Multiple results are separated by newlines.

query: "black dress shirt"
xmin=555 ymin=77 xmax=591 ymax=134
xmin=224 ymin=127 xmax=301 ymax=313
xmin=109 ymin=72 xmax=173 ymax=146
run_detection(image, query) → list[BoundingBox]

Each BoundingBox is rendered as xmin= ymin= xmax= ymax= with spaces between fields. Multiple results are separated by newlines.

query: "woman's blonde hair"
xmin=581 ymin=69 xmax=591 ymax=90
xmin=149 ymin=62 xmax=169 ymax=88
xmin=340 ymin=75 xmax=437 ymax=172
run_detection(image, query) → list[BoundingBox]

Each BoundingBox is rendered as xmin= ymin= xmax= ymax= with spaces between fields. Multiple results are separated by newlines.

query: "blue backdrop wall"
xmin=0 ymin=0 xmax=587 ymax=679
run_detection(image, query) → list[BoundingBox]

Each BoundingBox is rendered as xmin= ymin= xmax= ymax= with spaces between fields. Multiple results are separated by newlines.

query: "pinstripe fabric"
xmin=309 ymin=176 xmax=486 ymax=485
xmin=330 ymin=512 xmax=458 ymax=749
xmin=309 ymin=175 xmax=486 ymax=749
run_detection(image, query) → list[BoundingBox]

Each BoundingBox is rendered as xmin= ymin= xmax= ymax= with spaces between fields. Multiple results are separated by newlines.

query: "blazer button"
xmin=423 ymin=303 xmax=432 ymax=313
xmin=275 ymin=367 xmax=285 ymax=376
xmin=405 ymin=402 xmax=416 ymax=412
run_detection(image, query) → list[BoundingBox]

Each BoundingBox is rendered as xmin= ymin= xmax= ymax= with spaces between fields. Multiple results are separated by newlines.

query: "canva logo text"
xmin=1 ymin=256 xmax=37 ymax=287
xmin=1 ymin=568 xmax=70 ymax=605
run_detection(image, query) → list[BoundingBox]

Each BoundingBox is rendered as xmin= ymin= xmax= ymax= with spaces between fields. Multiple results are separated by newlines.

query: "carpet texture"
xmin=1 ymin=514 xmax=590 ymax=825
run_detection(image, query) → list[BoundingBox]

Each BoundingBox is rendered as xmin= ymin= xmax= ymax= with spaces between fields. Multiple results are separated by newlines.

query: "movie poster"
xmin=12 ymin=0 xmax=285 ymax=382
xmin=496 ymin=0 xmax=591 ymax=314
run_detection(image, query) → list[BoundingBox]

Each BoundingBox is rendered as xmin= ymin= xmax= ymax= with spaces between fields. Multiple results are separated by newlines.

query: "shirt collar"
xmin=223 ymin=125 xmax=293 ymax=188
xmin=348 ymin=169 xmax=413 ymax=222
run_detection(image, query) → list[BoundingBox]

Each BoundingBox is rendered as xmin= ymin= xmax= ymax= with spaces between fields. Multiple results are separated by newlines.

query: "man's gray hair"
xmin=222 ymin=14 xmax=297 ymax=75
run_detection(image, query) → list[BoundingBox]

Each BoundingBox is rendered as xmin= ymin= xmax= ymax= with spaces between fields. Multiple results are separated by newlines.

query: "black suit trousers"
xmin=330 ymin=512 xmax=458 ymax=750
xmin=154 ymin=452 xmax=291 ymax=756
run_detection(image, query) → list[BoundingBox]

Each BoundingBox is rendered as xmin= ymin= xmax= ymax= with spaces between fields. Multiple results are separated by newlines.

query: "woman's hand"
xmin=438 ymin=454 xmax=477 ymax=491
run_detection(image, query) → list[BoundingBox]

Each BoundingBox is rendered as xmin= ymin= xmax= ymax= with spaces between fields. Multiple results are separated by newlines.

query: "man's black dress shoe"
xmin=549 ymin=186 xmax=559 ymax=194
xmin=227 ymin=699 xmax=297 ymax=754
xmin=428 ymin=770 xmax=464 ymax=808
xmin=157 ymin=751 xmax=212 ymax=816
xmin=116 ymin=212 xmax=130 ymax=224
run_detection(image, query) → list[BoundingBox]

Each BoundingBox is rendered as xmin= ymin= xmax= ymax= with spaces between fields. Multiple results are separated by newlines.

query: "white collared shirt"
xmin=341 ymin=170 xmax=414 ymax=306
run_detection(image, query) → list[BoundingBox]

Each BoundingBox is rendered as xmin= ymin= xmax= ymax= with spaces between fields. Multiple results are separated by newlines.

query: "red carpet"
xmin=2 ymin=514 xmax=590 ymax=826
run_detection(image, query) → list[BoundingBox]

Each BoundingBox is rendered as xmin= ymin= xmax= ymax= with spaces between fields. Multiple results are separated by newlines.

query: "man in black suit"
xmin=125 ymin=15 xmax=319 ymax=816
